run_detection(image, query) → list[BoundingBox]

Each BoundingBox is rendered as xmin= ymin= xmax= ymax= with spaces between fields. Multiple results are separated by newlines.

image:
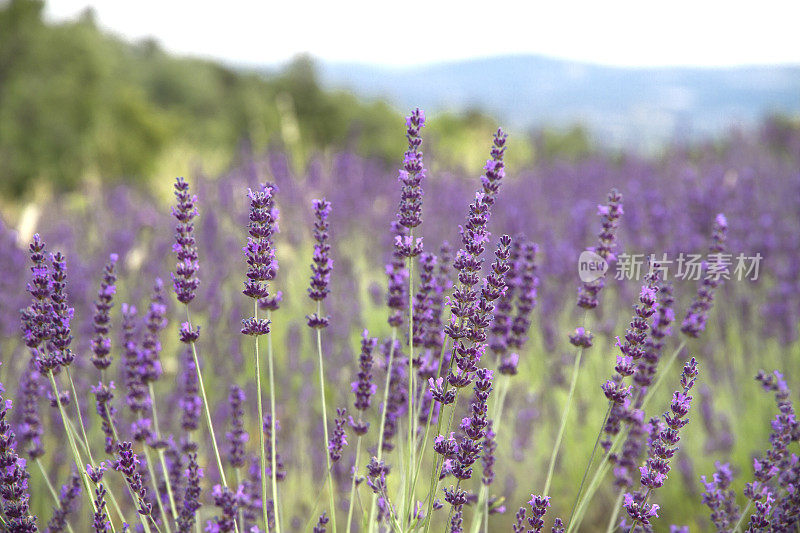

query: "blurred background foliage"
xmin=0 ymin=0 xmax=570 ymax=200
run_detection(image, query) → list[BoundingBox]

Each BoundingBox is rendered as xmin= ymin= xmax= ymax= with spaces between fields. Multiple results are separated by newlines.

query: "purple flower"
xmin=226 ymin=385 xmax=247 ymax=469
xmin=429 ymin=377 xmax=456 ymax=406
xmin=568 ymin=327 xmax=593 ymax=348
xmin=481 ymin=421 xmax=496 ymax=486
xmin=92 ymin=482 xmax=110 ymax=533
xmin=45 ymin=471 xmax=81 ymax=533
xmin=306 ymin=198 xmax=333 ymax=328
xmin=92 ymin=381 xmax=118 ymax=454
xmin=349 ymin=330 xmax=377 ymax=435
xmin=396 ymin=108 xmax=426 ymax=231
xmin=177 ymin=451 xmax=203 ymax=533
xmin=312 ymin=512 xmax=329 ymax=533
xmin=602 ymin=277 xmax=659 ymax=453
xmin=206 ymin=484 xmax=239 ymax=533
xmin=450 ymin=368 xmax=493 ymax=482
xmin=113 ymin=441 xmax=152 ymax=519
xmin=635 ymin=280 xmax=676 ymax=392
xmin=577 ymin=188 xmax=623 ymax=310
xmin=49 ymin=251 xmax=74 ymax=368
xmin=412 ymin=252 xmax=437 ymax=346
xmin=261 ymin=414 xmax=286 ymax=481
xmin=448 ymin=235 xmax=512 ymax=389
xmin=21 ymin=234 xmax=59 ymax=372
xmin=140 ymin=278 xmax=167 ymax=383
xmin=121 ymin=304 xmax=149 ymax=421
xmin=0 ymin=376 xmax=37 ymax=532
xmin=526 ymin=494 xmax=550 ymax=533
xmin=171 ymin=176 xmax=200 ymax=304
xmin=90 ymin=254 xmax=118 ymax=371
xmin=681 ymin=213 xmax=728 ymax=338
xmin=622 ymin=492 xmax=659 ymax=528
xmin=701 ymin=461 xmax=739 ymax=531
xmin=385 ymin=221 xmax=410 ymax=328
xmin=179 ymin=322 xmax=200 ymax=344
xmin=622 ymin=358 xmax=698 ymax=530
xmin=741 ymin=370 xmax=798 ymax=530
xmin=16 ymin=359 xmax=43 ymax=459
xmin=179 ymin=349 xmax=201 ymax=433
xmin=328 ymin=408 xmax=348 ymax=463
xmin=480 ymin=128 xmax=508 ymax=204
xmin=242 ymin=183 xmax=278 ymax=301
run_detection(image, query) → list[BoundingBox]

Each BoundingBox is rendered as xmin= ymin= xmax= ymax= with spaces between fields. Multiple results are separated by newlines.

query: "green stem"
xmin=405 ymin=248 xmax=416 ymax=527
xmin=235 ymin=468 xmax=244 ymax=532
xmin=605 ymin=489 xmax=624 ymax=533
xmin=65 ymin=367 xmax=95 ymax=465
xmin=543 ymin=343 xmax=585 ymax=496
xmin=568 ymin=341 xmax=687 ymax=533
xmin=566 ymin=403 xmax=612 ymax=527
xmin=315 ymin=300 xmax=337 ymax=533
xmin=543 ymin=310 xmax=589 ymax=498
xmin=149 ymin=382 xmax=179 ymax=521
xmin=367 ymin=326 xmax=398 ymax=533
xmin=47 ymin=371 xmax=98 ymax=514
xmin=345 ymin=432 xmax=364 ymax=532
xmin=255 ymin=302 xmax=270 ymax=531
xmin=185 ymin=307 xmax=228 ymax=487
xmin=733 ymin=501 xmax=753 ymax=532
xmin=36 ymin=457 xmax=76 ymax=533
xmin=143 ymin=445 xmax=173 ymax=533
xmin=266 ymin=309 xmax=281 ymax=533
xmin=65 ymin=413 xmax=125 ymax=529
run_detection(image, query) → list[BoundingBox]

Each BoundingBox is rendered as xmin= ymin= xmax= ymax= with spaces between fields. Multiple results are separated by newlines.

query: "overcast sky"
xmin=45 ymin=0 xmax=800 ymax=68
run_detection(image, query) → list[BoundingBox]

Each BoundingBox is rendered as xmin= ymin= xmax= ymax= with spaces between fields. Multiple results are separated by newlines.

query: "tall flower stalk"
xmin=621 ymin=358 xmax=698 ymax=531
xmin=543 ymin=189 xmax=623 ymax=498
xmin=241 ymin=183 xmax=280 ymax=533
xmin=394 ymin=108 xmax=426 ymax=524
xmin=345 ymin=330 xmax=377 ymax=532
xmin=21 ymin=235 xmax=97 ymax=517
xmin=306 ymin=198 xmax=336 ymax=533
xmin=171 ymin=176 xmax=237 ymax=532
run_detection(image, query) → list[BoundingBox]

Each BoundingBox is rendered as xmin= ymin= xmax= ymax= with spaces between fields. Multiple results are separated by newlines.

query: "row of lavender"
xmin=0 ymin=113 xmax=797 ymax=532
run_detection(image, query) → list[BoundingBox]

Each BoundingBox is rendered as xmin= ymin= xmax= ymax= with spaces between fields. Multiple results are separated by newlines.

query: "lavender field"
xmin=0 ymin=112 xmax=799 ymax=533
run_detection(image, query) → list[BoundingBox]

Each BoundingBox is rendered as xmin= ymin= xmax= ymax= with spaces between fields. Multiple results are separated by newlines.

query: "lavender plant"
xmin=0 ymin=111 xmax=798 ymax=533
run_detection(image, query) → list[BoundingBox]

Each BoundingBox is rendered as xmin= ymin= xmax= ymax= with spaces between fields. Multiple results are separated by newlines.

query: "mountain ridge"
xmin=317 ymin=54 xmax=800 ymax=148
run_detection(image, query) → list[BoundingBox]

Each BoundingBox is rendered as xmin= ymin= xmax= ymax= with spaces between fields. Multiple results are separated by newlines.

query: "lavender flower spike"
xmin=306 ymin=198 xmax=333 ymax=328
xmin=681 ymin=213 xmax=728 ymax=337
xmin=46 ymin=472 xmax=81 ymax=533
xmin=349 ymin=330 xmax=378 ymax=435
xmin=328 ymin=408 xmax=348 ymax=463
xmin=306 ymin=197 xmax=337 ymax=531
xmin=176 ymin=451 xmax=202 ymax=533
xmin=49 ymin=251 xmax=75 ymax=368
xmin=242 ymin=183 xmax=277 ymax=335
xmin=226 ymin=385 xmax=247 ymax=469
xmin=0 ymin=376 xmax=38 ymax=532
xmin=243 ymin=182 xmax=281 ymax=533
xmin=172 ymin=177 xmax=200 ymax=304
xmin=396 ymin=107 xmax=426 ymax=231
xmin=577 ymin=189 xmax=623 ymax=310
xmin=90 ymin=253 xmax=118 ymax=371
xmin=622 ymin=357 xmax=698 ymax=530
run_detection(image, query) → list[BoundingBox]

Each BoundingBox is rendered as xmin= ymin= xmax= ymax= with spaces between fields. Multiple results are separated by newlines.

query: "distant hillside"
xmin=319 ymin=55 xmax=800 ymax=149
